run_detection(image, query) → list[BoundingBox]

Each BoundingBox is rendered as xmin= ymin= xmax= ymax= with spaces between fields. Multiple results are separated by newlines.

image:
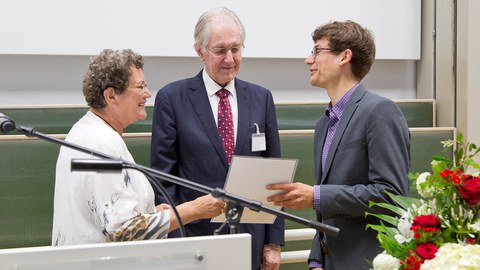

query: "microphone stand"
xmin=14 ymin=124 xmax=340 ymax=237
xmin=213 ymin=200 xmax=243 ymax=235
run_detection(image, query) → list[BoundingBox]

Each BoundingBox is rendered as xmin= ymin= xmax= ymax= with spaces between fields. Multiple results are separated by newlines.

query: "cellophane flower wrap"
xmin=368 ymin=134 xmax=480 ymax=270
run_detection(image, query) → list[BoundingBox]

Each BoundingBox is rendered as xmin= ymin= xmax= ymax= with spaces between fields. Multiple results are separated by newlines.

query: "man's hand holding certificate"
xmin=211 ymin=156 xmax=298 ymax=224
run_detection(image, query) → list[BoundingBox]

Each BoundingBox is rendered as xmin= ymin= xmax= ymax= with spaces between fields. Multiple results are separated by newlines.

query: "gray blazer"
xmin=308 ymin=84 xmax=410 ymax=269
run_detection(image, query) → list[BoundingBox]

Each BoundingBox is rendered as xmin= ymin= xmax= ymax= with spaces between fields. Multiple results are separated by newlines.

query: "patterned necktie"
xmin=216 ymin=89 xmax=235 ymax=164
xmin=321 ymin=110 xmax=339 ymax=172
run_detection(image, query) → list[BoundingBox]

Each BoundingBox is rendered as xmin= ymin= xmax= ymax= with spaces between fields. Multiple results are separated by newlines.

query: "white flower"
xmin=420 ymin=243 xmax=480 ymax=269
xmin=372 ymin=252 xmax=401 ymax=270
xmin=416 ymin=172 xmax=434 ymax=197
xmin=441 ymin=139 xmax=454 ymax=148
xmin=395 ymin=210 xmax=413 ymax=243
xmin=431 ymin=160 xmax=441 ymax=167
xmin=416 ymin=200 xmax=433 ymax=215
xmin=469 ymin=220 xmax=480 ymax=232
xmin=393 ymin=234 xmax=409 ymax=244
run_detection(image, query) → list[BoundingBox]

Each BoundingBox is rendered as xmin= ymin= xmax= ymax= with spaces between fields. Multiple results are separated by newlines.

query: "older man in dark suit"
xmin=150 ymin=7 xmax=284 ymax=270
xmin=267 ymin=20 xmax=410 ymax=269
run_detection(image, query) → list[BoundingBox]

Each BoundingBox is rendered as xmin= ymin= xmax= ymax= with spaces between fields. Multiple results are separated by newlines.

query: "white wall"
xmin=0 ymin=54 xmax=415 ymax=105
xmin=457 ymin=0 xmax=480 ymax=162
xmin=0 ymin=0 xmax=419 ymax=105
xmin=0 ymin=0 xmax=420 ymax=59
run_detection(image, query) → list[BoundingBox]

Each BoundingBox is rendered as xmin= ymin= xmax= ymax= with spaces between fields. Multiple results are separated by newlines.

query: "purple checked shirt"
xmin=309 ymin=83 xmax=359 ymax=269
xmin=314 ymin=83 xmax=359 ymax=210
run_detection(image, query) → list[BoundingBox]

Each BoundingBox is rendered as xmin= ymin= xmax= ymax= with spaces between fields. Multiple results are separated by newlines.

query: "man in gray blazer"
xmin=267 ymin=20 xmax=410 ymax=269
xmin=150 ymin=7 xmax=284 ymax=270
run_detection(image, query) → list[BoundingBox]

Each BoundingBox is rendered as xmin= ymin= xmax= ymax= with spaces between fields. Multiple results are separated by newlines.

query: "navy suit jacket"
xmin=150 ymin=70 xmax=284 ymax=270
xmin=308 ymin=85 xmax=410 ymax=269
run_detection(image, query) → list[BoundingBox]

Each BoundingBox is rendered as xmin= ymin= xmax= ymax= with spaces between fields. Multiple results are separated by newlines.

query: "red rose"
xmin=440 ymin=169 xmax=453 ymax=178
xmin=402 ymin=250 xmax=423 ymax=270
xmin=416 ymin=242 xmax=438 ymax=260
xmin=412 ymin=214 xmax=441 ymax=229
xmin=466 ymin=238 xmax=477 ymax=244
xmin=457 ymin=176 xmax=480 ymax=205
xmin=452 ymin=173 xmax=461 ymax=184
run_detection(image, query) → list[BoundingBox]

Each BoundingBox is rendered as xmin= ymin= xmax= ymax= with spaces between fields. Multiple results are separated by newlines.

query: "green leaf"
xmin=369 ymin=201 xmax=404 ymax=216
xmin=386 ymin=191 xmax=421 ymax=210
xmin=408 ymin=172 xmax=420 ymax=182
xmin=431 ymin=160 xmax=448 ymax=174
xmin=469 ymin=143 xmax=477 ymax=152
xmin=463 ymin=157 xmax=480 ymax=170
xmin=471 ymin=162 xmax=480 ymax=170
xmin=375 ymin=223 xmax=410 ymax=258
xmin=366 ymin=224 xmax=398 ymax=236
xmin=366 ymin=224 xmax=384 ymax=233
xmin=432 ymin=155 xmax=452 ymax=163
xmin=366 ymin=212 xmax=399 ymax=226
xmin=473 ymin=145 xmax=480 ymax=155
xmin=457 ymin=133 xmax=463 ymax=143
xmin=456 ymin=147 xmax=464 ymax=165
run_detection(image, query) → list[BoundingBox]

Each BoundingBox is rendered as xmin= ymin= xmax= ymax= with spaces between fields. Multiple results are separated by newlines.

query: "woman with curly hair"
xmin=52 ymin=49 xmax=224 ymax=246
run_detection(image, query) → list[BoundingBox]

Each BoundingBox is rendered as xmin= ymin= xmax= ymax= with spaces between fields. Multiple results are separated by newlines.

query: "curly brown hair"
xmin=312 ymin=20 xmax=375 ymax=80
xmin=82 ymin=49 xmax=143 ymax=109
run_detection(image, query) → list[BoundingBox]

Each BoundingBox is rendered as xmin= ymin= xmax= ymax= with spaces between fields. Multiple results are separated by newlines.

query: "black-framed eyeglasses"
xmin=310 ymin=47 xmax=342 ymax=59
xmin=206 ymin=44 xmax=244 ymax=57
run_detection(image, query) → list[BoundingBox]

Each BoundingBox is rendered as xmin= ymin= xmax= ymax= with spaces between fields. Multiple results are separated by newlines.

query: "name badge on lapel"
xmin=251 ymin=123 xmax=266 ymax=152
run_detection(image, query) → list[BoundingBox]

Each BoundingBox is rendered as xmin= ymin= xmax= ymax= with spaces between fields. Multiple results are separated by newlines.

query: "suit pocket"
xmin=337 ymin=138 xmax=366 ymax=152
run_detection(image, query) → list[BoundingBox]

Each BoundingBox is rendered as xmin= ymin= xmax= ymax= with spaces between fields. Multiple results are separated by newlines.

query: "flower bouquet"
xmin=367 ymin=134 xmax=480 ymax=270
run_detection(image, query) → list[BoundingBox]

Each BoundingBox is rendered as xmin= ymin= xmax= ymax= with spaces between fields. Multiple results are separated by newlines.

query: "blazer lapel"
xmin=188 ymin=72 xmax=229 ymax=167
xmin=321 ymin=85 xmax=367 ymax=183
xmin=315 ymin=117 xmax=329 ymax=182
xmin=233 ymin=80 xmax=250 ymax=155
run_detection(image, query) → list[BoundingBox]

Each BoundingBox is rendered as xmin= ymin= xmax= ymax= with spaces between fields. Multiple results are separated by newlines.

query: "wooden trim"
xmin=0 ymin=104 xmax=90 ymax=109
xmin=275 ymin=99 xmax=435 ymax=105
xmin=279 ymin=130 xmax=315 ymax=135
xmin=0 ymin=99 xmax=436 ymax=109
xmin=0 ymin=134 xmax=67 ymax=140
xmin=0 ymin=127 xmax=457 ymax=141
xmin=409 ymin=127 xmax=456 ymax=133
xmin=285 ymin=228 xmax=316 ymax=241
xmin=281 ymin=250 xmax=310 ymax=264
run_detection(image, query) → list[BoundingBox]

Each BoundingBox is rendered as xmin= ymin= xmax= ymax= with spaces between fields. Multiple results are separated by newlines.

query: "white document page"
xmin=211 ymin=155 xmax=298 ymax=224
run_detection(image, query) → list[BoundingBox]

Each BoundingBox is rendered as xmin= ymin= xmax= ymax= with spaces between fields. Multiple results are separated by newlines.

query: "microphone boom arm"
xmin=15 ymin=125 xmax=340 ymax=237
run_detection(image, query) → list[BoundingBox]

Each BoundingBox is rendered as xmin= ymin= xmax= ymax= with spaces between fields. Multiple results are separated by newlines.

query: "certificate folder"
xmin=211 ymin=156 xmax=298 ymax=224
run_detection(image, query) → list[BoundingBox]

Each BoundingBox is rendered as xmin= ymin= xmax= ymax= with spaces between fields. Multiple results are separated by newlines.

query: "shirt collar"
xmin=325 ymin=83 xmax=360 ymax=119
xmin=202 ymin=68 xmax=236 ymax=98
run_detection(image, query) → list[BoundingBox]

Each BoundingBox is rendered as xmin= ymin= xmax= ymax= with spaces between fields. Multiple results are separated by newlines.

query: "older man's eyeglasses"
xmin=207 ymin=45 xmax=244 ymax=57
xmin=310 ymin=47 xmax=341 ymax=59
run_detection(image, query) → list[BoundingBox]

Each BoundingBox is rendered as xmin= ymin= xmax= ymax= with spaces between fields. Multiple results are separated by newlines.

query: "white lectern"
xmin=0 ymin=234 xmax=251 ymax=270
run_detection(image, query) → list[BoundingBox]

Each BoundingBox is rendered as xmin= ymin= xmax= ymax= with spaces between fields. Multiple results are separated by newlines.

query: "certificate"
xmin=211 ymin=155 xmax=298 ymax=224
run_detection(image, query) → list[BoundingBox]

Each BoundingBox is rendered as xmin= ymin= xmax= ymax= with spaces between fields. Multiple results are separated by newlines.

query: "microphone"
xmin=0 ymin=113 xmax=16 ymax=133
xmin=71 ymin=159 xmax=124 ymax=172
